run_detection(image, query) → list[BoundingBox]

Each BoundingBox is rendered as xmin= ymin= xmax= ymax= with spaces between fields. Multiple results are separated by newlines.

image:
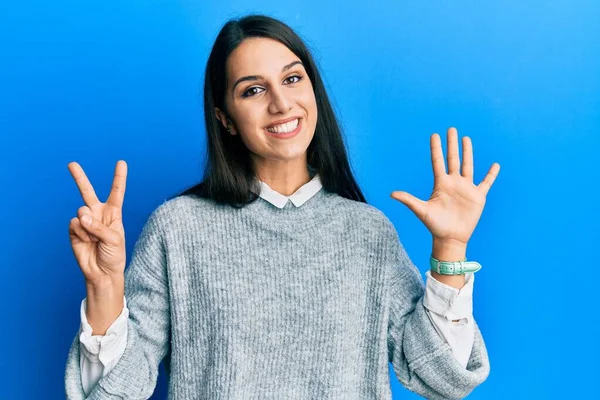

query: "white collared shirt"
xmin=251 ymin=173 xmax=323 ymax=208
xmin=78 ymin=174 xmax=474 ymax=395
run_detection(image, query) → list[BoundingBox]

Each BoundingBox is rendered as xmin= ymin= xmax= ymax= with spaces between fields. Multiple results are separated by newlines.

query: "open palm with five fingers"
xmin=68 ymin=160 xmax=128 ymax=287
xmin=391 ymin=127 xmax=500 ymax=246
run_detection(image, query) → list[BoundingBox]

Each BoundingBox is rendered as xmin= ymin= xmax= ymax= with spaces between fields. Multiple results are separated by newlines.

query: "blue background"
xmin=1 ymin=1 xmax=598 ymax=398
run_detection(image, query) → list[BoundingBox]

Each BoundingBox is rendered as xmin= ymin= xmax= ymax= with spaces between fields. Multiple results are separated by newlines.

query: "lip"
xmin=265 ymin=117 xmax=302 ymax=139
xmin=265 ymin=116 xmax=302 ymax=129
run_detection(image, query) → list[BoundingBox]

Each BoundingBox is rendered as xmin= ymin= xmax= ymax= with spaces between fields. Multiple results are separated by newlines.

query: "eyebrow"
xmin=231 ymin=60 xmax=304 ymax=93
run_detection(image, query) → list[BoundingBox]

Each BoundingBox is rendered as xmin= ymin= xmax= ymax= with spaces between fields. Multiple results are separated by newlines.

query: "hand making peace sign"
xmin=68 ymin=160 xmax=128 ymax=286
xmin=391 ymin=127 xmax=500 ymax=246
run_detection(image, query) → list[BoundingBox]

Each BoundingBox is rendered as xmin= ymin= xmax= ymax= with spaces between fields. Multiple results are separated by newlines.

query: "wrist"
xmin=432 ymin=238 xmax=467 ymax=261
xmin=85 ymin=276 xmax=125 ymax=335
xmin=431 ymin=238 xmax=468 ymax=289
xmin=86 ymin=274 xmax=124 ymax=294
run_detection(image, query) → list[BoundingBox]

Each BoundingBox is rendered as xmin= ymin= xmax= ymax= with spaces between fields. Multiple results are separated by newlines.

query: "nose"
xmin=268 ymin=85 xmax=292 ymax=114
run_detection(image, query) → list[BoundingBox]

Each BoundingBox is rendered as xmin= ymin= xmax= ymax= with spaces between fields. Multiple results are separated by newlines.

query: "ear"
xmin=214 ymin=108 xmax=236 ymax=135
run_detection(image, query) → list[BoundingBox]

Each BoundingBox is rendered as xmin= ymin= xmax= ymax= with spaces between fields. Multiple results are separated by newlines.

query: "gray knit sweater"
xmin=64 ymin=188 xmax=490 ymax=399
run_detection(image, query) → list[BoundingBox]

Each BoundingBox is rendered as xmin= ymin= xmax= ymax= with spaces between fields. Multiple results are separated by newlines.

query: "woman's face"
xmin=216 ymin=37 xmax=318 ymax=171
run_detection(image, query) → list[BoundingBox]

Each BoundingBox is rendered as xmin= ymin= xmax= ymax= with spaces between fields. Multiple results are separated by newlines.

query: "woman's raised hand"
xmin=68 ymin=160 xmax=128 ymax=287
xmin=391 ymin=127 xmax=500 ymax=245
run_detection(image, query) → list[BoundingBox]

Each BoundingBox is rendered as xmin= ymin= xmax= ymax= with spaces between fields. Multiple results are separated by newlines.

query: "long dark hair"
xmin=177 ymin=14 xmax=366 ymax=207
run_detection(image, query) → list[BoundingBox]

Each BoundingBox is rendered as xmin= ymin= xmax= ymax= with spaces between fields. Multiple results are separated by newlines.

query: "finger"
xmin=478 ymin=163 xmax=501 ymax=196
xmin=447 ymin=127 xmax=460 ymax=175
xmin=77 ymin=205 xmax=92 ymax=217
xmin=77 ymin=207 xmax=99 ymax=242
xmin=461 ymin=136 xmax=474 ymax=180
xmin=68 ymin=162 xmax=100 ymax=207
xmin=79 ymin=214 xmax=120 ymax=245
xmin=391 ymin=191 xmax=427 ymax=221
xmin=430 ymin=134 xmax=446 ymax=178
xmin=69 ymin=217 xmax=92 ymax=242
xmin=106 ymin=160 xmax=128 ymax=209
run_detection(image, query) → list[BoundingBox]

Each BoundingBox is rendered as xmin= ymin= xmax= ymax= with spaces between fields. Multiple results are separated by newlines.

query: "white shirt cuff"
xmin=423 ymin=271 xmax=476 ymax=368
xmin=79 ymin=296 xmax=129 ymax=367
xmin=423 ymin=270 xmax=474 ymax=324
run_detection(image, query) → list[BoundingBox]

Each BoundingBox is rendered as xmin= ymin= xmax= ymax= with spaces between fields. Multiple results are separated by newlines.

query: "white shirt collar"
xmin=251 ymin=174 xmax=323 ymax=209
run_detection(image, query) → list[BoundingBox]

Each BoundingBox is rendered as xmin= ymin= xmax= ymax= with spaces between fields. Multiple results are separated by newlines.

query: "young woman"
xmin=65 ymin=14 xmax=499 ymax=399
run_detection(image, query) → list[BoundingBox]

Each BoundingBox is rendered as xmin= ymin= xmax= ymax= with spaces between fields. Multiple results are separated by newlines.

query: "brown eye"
xmin=241 ymin=86 xmax=265 ymax=98
xmin=284 ymin=75 xmax=302 ymax=84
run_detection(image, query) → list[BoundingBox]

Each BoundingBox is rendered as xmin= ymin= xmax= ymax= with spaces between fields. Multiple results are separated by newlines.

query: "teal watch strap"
xmin=429 ymin=255 xmax=482 ymax=275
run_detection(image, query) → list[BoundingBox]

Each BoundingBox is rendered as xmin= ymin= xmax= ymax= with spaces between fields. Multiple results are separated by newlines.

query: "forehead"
xmin=226 ymin=38 xmax=300 ymax=81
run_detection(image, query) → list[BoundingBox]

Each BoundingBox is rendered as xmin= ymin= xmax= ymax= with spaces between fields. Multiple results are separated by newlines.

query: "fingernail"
xmin=82 ymin=215 xmax=92 ymax=227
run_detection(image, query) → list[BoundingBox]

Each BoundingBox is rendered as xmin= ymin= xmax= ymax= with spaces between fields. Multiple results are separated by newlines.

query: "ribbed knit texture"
xmin=64 ymin=188 xmax=490 ymax=399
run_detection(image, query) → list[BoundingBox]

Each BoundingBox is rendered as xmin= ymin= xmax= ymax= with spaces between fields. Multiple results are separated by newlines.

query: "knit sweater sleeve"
xmin=383 ymin=218 xmax=490 ymax=400
xmin=64 ymin=207 xmax=171 ymax=399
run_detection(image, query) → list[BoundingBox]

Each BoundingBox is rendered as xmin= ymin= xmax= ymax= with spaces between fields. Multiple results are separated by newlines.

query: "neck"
xmin=253 ymin=157 xmax=312 ymax=196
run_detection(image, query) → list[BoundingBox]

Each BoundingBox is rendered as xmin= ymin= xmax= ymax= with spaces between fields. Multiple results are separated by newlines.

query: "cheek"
xmin=233 ymin=108 xmax=264 ymax=144
xmin=235 ymin=106 xmax=260 ymax=131
xmin=236 ymin=114 xmax=267 ymax=153
xmin=305 ymin=93 xmax=318 ymax=133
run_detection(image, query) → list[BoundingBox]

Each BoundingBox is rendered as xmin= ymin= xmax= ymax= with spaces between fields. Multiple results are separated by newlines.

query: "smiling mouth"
xmin=266 ymin=118 xmax=300 ymax=134
xmin=265 ymin=118 xmax=302 ymax=138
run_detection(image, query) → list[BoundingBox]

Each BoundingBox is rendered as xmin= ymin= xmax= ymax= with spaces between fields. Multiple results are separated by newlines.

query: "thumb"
xmin=80 ymin=214 xmax=120 ymax=244
xmin=390 ymin=191 xmax=427 ymax=221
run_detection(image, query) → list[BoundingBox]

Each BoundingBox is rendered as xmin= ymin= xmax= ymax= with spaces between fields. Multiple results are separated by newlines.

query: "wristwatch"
xmin=429 ymin=255 xmax=482 ymax=275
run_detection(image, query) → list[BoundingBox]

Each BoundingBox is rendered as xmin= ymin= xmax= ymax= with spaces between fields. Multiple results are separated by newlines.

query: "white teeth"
xmin=267 ymin=118 xmax=299 ymax=134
